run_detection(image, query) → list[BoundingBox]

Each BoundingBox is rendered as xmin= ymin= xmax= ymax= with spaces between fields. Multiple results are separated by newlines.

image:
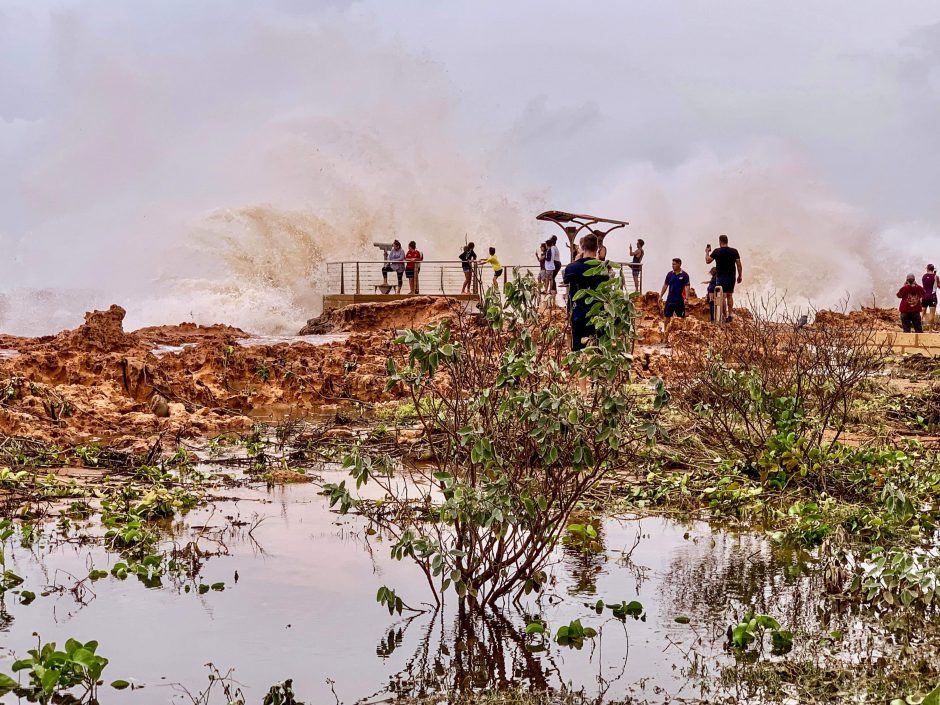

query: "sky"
xmin=1 ymin=0 xmax=939 ymax=333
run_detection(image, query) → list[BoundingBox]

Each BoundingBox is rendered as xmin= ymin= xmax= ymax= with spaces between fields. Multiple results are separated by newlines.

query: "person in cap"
xmin=897 ymin=273 xmax=925 ymax=333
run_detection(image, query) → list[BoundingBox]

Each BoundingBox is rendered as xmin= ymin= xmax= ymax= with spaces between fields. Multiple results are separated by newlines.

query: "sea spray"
xmin=589 ymin=143 xmax=918 ymax=311
xmin=1 ymin=5 xmax=934 ymax=335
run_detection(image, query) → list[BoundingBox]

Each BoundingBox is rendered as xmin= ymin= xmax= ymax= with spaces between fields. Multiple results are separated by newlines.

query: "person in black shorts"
xmin=705 ymin=234 xmax=743 ymax=321
xmin=563 ymin=233 xmax=609 ymax=353
xmin=660 ymin=258 xmax=690 ymax=340
xmin=459 ymin=242 xmax=477 ymax=294
xmin=629 ymin=238 xmax=645 ymax=292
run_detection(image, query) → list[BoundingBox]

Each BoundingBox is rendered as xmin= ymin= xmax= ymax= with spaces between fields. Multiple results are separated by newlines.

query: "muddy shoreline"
xmin=0 ymin=294 xmax=938 ymax=704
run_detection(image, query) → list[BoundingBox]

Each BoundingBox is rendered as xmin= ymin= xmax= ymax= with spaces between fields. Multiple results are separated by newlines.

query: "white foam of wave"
xmin=590 ymin=143 xmax=931 ymax=311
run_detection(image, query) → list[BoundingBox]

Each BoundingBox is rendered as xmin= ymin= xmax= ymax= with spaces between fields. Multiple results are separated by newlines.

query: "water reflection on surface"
xmin=0 ymin=472 xmax=899 ymax=703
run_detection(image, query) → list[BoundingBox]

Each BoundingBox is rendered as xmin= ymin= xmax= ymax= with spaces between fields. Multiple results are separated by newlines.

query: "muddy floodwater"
xmin=0 ymin=466 xmax=879 ymax=704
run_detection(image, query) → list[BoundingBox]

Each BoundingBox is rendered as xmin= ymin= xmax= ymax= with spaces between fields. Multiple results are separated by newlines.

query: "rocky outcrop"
xmin=0 ymin=304 xmax=404 ymax=448
xmin=299 ymin=296 xmax=458 ymax=334
xmin=59 ymin=305 xmax=138 ymax=352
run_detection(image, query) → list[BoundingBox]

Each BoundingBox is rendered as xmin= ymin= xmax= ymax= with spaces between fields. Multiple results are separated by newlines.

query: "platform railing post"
xmin=340 ymin=263 xmax=345 ymax=295
xmin=355 ymin=262 xmax=360 ymax=295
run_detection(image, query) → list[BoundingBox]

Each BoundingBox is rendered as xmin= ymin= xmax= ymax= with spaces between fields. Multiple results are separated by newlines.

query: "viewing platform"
xmin=322 ymin=259 xmax=643 ymax=312
xmin=323 ymin=293 xmax=480 ymax=312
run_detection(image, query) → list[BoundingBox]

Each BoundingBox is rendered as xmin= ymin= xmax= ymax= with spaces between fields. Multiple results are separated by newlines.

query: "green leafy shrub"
xmin=673 ymin=297 xmax=886 ymax=489
xmin=5 ymin=637 xmax=111 ymax=704
xmin=728 ymin=613 xmax=793 ymax=656
xmin=555 ymin=619 xmax=598 ymax=648
xmin=324 ymin=269 xmax=664 ymax=607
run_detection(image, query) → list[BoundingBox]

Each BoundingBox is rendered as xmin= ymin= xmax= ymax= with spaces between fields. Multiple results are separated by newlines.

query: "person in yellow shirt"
xmin=484 ymin=247 xmax=503 ymax=288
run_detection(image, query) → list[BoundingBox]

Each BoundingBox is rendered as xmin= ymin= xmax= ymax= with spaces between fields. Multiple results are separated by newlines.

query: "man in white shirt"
xmin=545 ymin=235 xmax=561 ymax=294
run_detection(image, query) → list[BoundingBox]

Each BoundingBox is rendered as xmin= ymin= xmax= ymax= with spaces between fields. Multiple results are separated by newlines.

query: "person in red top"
xmin=897 ymin=273 xmax=925 ymax=333
xmin=404 ymin=240 xmax=423 ymax=294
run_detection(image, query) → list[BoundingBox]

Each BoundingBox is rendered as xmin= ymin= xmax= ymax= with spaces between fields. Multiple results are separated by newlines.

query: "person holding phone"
xmin=705 ymin=234 xmax=742 ymax=321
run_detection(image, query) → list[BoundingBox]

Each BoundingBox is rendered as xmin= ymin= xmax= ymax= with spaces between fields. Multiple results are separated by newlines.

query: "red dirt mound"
xmin=0 ymin=305 xmax=405 ymax=449
xmin=299 ymin=296 xmax=461 ymax=334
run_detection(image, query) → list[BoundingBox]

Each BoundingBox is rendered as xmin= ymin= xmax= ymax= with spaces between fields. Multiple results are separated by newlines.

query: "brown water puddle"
xmin=0 ymin=469 xmax=918 ymax=703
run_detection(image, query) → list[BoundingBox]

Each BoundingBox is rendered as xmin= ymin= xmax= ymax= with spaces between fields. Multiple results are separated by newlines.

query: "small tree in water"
xmin=323 ymin=267 xmax=665 ymax=608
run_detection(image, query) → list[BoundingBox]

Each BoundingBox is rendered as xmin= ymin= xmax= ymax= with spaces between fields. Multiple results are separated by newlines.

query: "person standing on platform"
xmin=546 ymin=236 xmax=562 ymax=296
xmin=385 ymin=240 xmax=405 ymax=293
xmin=459 ymin=242 xmax=477 ymax=294
xmin=629 ymin=239 xmax=645 ymax=292
xmin=405 ymin=240 xmax=423 ymax=294
xmin=483 ymin=247 xmax=503 ymax=288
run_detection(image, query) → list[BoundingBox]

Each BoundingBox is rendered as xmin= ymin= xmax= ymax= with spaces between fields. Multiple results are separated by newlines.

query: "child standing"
xmin=484 ymin=247 xmax=503 ymax=288
xmin=705 ymin=266 xmax=718 ymax=322
xmin=404 ymin=240 xmax=423 ymax=294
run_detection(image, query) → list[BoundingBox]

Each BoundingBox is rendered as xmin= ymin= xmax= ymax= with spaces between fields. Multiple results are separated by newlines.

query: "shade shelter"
xmin=536 ymin=211 xmax=629 ymax=263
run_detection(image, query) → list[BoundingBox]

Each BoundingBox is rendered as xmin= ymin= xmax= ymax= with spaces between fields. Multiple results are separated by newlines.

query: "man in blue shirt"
xmin=660 ymin=258 xmax=690 ymax=341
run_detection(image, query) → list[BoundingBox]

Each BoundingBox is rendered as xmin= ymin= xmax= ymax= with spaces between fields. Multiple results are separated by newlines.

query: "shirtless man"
xmin=628 ymin=239 xmax=645 ymax=292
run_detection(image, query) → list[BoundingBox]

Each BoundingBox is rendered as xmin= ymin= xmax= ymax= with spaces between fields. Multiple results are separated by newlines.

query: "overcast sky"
xmin=1 ymin=0 xmax=939 ymax=330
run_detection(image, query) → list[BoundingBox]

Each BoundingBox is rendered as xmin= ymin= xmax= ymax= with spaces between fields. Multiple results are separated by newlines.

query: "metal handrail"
xmin=324 ymin=260 xmax=643 ymax=296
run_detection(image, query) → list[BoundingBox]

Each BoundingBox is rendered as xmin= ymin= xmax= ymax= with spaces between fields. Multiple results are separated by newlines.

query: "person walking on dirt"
xmin=564 ymin=233 xmax=609 ymax=354
xmin=483 ymin=247 xmax=503 ymax=288
xmin=629 ymin=239 xmax=645 ymax=292
xmin=546 ymin=236 xmax=562 ymax=295
xmin=459 ymin=242 xmax=477 ymax=294
xmin=923 ymin=264 xmax=937 ymax=330
xmin=898 ymin=273 xmax=926 ymax=333
xmin=384 ymin=240 xmax=405 ymax=293
xmin=660 ymin=258 xmax=690 ymax=341
xmin=705 ymin=235 xmax=742 ymax=321
xmin=405 ymin=240 xmax=423 ymax=294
